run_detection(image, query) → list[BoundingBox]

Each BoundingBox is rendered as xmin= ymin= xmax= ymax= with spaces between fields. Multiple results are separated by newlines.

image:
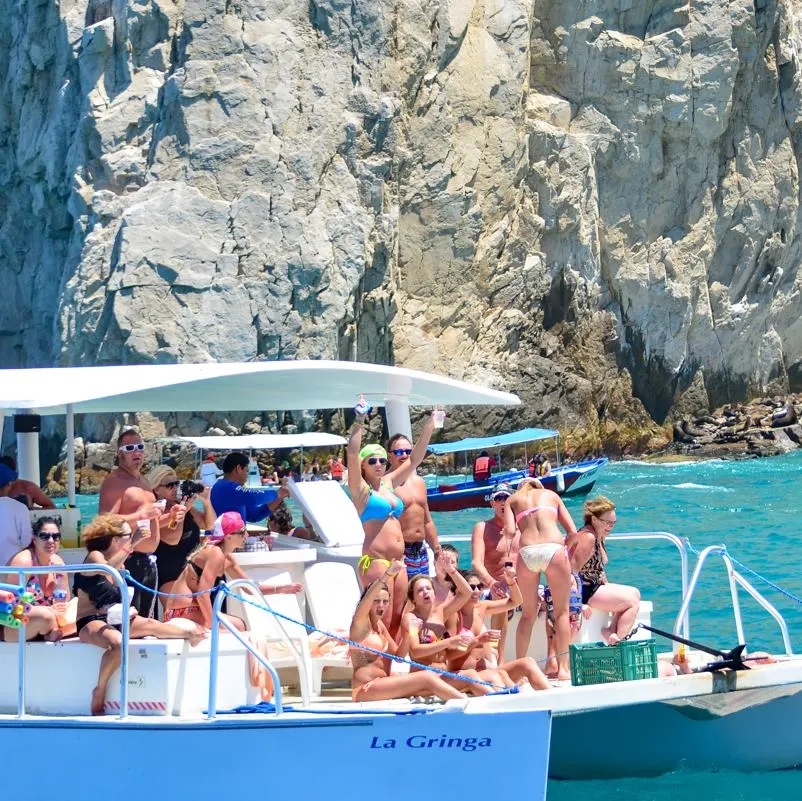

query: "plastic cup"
xmin=433 ymin=409 xmax=445 ymax=429
xmin=488 ymin=632 xmax=501 ymax=651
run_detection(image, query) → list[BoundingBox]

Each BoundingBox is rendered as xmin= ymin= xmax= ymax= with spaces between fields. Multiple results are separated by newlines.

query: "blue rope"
xmin=123 ymin=572 xmax=216 ymax=599
xmin=685 ymin=539 xmax=802 ymax=606
xmin=123 ymin=574 xmax=512 ymax=692
xmin=727 ymin=553 xmax=802 ymax=606
xmin=221 ymin=586 xmax=514 ymax=692
xmin=210 ymin=701 xmax=434 ymax=716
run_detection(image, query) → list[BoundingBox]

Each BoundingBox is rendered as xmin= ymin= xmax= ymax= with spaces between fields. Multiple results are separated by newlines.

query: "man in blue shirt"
xmin=211 ymin=453 xmax=290 ymax=523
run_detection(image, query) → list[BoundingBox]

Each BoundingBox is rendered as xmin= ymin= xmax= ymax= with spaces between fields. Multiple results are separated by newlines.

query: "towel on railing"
xmin=245 ymin=633 xmax=276 ymax=701
xmin=244 ymin=630 xmax=352 ymax=700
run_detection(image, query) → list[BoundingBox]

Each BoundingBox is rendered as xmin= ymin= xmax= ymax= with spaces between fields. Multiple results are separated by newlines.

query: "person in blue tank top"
xmin=211 ymin=453 xmax=290 ymax=524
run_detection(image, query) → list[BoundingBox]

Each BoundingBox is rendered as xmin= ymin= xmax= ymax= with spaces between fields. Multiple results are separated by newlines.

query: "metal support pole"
xmin=15 ymin=413 xmax=41 ymax=485
xmin=17 ymin=619 xmax=26 ymax=718
xmin=66 ymin=404 xmax=76 ymax=506
xmin=384 ymin=399 xmax=411 ymax=439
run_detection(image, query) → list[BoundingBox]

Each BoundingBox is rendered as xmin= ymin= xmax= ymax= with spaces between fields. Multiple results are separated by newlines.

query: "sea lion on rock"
xmin=682 ymin=420 xmax=708 ymax=438
xmin=673 ymin=422 xmax=698 ymax=444
xmin=771 ymin=405 xmax=797 ymax=427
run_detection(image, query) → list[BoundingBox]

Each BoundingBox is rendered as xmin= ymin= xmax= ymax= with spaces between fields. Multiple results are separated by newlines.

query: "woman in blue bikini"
xmin=504 ymin=478 xmax=578 ymax=681
xmin=348 ymin=404 xmax=437 ymax=638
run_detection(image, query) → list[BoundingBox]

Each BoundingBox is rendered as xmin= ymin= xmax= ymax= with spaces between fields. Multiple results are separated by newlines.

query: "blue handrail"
xmin=207 ymin=578 xmax=284 ymax=720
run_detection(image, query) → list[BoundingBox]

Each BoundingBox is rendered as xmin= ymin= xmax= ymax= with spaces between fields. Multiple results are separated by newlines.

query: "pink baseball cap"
xmin=208 ymin=511 xmax=246 ymax=542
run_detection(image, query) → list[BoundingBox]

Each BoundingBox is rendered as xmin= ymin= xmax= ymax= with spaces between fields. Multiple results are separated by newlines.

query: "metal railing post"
xmin=207 ymin=579 xmax=285 ymax=720
xmin=721 ymin=553 xmax=746 ymax=645
xmin=207 ymin=588 xmax=225 ymax=720
xmin=732 ymin=571 xmax=794 ymax=655
xmin=607 ymin=531 xmax=690 ymax=639
xmin=17 ymin=620 xmax=26 ymax=718
xmin=673 ymin=544 xmax=723 ymax=639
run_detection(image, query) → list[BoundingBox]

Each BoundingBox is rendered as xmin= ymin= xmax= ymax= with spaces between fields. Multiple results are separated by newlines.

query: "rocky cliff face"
xmin=2 ymin=0 xmax=802 ymax=449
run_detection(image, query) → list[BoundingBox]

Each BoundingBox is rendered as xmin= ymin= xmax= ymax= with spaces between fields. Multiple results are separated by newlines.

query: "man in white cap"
xmin=471 ymin=481 xmax=520 ymax=655
xmin=0 ymin=463 xmax=33 ymax=567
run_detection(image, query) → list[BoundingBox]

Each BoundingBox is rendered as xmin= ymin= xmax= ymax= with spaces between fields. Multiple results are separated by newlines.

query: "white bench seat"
xmin=0 ymin=635 xmax=260 ymax=717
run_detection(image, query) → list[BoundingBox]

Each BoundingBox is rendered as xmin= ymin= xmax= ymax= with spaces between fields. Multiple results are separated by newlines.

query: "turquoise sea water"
xmin=73 ymin=452 xmax=802 ymax=799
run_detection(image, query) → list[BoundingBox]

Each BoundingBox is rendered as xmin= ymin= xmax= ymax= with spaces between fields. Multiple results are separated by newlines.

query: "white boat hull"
xmin=550 ymin=681 xmax=802 ymax=778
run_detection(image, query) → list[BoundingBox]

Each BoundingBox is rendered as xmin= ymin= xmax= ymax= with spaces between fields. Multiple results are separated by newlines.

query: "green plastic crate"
xmin=569 ymin=639 xmax=658 ymax=686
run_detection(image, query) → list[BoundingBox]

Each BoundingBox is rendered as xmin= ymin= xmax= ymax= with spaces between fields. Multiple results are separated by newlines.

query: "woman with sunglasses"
xmin=566 ymin=496 xmax=640 ymax=644
xmin=448 ymin=567 xmax=550 ymax=690
xmin=163 ymin=511 xmax=299 ymax=630
xmin=347 ymin=402 xmax=437 ymax=638
xmin=403 ymin=567 xmax=510 ymax=695
xmin=148 ymin=466 xmax=216 ymax=599
xmin=75 ymin=514 xmax=207 ymax=714
xmin=2 ymin=517 xmax=68 ymax=642
xmin=350 ymin=559 xmax=464 ymax=702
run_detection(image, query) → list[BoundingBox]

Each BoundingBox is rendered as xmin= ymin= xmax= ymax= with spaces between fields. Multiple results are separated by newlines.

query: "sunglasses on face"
xmin=391 ymin=448 xmax=412 ymax=457
xmin=367 ymin=457 xmax=388 ymax=466
xmin=36 ymin=532 xmax=61 ymax=542
xmin=163 ymin=481 xmax=180 ymax=489
xmin=491 ymin=495 xmax=509 ymax=502
xmin=468 ymin=583 xmax=483 ymax=590
xmin=119 ymin=443 xmax=145 ymax=453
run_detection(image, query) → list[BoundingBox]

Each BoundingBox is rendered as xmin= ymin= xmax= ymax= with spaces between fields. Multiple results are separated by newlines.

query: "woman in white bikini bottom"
xmin=519 ymin=543 xmax=565 ymax=573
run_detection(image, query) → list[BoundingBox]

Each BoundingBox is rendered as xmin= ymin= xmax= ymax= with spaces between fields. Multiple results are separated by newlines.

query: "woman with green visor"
xmin=347 ymin=402 xmax=438 ymax=640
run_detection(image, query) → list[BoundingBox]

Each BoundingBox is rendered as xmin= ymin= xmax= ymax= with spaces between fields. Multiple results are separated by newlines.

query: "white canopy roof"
xmin=163 ymin=433 xmax=347 ymax=450
xmin=0 ymin=360 xmax=519 ymax=415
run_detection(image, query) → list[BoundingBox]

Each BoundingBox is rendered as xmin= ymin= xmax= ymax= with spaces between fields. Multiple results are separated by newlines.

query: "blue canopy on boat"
xmin=428 ymin=427 xmax=558 ymax=455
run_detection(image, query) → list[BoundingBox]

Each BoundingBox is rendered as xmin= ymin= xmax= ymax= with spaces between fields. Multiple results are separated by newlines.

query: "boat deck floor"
xmin=4 ymin=654 xmax=802 ymax=725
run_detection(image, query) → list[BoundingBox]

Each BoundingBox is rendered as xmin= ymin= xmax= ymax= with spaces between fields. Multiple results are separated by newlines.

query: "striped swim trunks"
xmin=404 ymin=540 xmax=429 ymax=577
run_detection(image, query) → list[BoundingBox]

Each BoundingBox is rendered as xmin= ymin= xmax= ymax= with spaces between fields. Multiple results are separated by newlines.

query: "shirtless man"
xmin=98 ymin=429 xmax=162 ymax=617
xmin=471 ymin=481 xmax=520 ymax=657
xmin=0 ymin=456 xmax=56 ymax=509
xmin=387 ymin=433 xmax=441 ymax=578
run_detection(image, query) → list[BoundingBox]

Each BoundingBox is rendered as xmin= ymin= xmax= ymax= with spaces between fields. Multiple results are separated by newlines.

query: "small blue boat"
xmin=426 ymin=427 xmax=607 ymax=512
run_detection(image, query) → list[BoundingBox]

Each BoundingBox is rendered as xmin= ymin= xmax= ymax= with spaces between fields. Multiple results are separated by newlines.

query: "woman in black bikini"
xmin=565 ymin=496 xmax=640 ymax=644
xmin=75 ymin=514 xmax=206 ymax=715
xmin=165 ymin=511 xmax=301 ymax=630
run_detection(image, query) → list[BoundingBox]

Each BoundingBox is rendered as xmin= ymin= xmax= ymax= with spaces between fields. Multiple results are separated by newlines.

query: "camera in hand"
xmin=177 ymin=479 xmax=205 ymax=500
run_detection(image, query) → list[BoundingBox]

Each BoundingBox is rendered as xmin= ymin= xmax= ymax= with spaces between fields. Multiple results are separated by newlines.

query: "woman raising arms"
xmin=504 ymin=478 xmax=577 ymax=681
xmin=404 ymin=564 xmax=507 ymax=696
xmin=347 ymin=403 xmax=437 ymax=637
xmin=349 ymin=560 xmax=464 ymax=702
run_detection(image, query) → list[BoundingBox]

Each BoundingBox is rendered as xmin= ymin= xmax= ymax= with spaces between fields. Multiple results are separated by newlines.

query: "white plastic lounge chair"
xmin=224 ymin=571 xmax=350 ymax=699
xmin=287 ymin=478 xmax=365 ymax=548
xmin=304 ymin=561 xmax=361 ymax=635
xmin=268 ymin=480 xmax=365 ymax=569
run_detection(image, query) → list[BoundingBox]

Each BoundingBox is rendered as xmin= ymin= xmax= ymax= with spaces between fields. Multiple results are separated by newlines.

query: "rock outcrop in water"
xmin=3 ymin=0 xmax=802 ymax=451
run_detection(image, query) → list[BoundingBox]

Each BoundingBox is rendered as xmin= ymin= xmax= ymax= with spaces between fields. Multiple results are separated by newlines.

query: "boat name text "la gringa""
xmin=370 ymin=735 xmax=491 ymax=751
